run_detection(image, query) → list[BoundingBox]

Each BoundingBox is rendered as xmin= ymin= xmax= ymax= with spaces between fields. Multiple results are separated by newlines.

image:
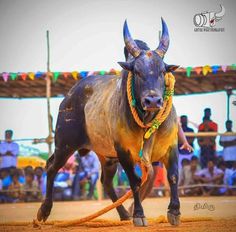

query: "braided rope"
xmin=126 ymin=71 xmax=175 ymax=131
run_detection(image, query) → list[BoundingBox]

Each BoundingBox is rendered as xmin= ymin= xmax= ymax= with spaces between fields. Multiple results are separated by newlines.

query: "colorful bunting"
xmin=21 ymin=73 xmax=27 ymax=81
xmin=193 ymin=67 xmax=202 ymax=75
xmin=1 ymin=64 xmax=236 ymax=82
xmin=10 ymin=73 xmax=17 ymax=80
xmin=186 ymin=67 xmax=192 ymax=77
xmin=2 ymin=72 xmax=9 ymax=82
xmin=53 ymin=72 xmax=60 ymax=82
xmin=71 ymin=71 xmax=78 ymax=80
xmin=221 ymin=65 xmax=227 ymax=72
xmin=202 ymin=65 xmax=212 ymax=76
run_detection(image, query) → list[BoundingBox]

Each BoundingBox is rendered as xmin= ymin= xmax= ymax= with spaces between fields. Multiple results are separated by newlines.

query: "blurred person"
xmin=179 ymin=156 xmax=201 ymax=196
xmin=73 ymin=151 xmax=100 ymax=200
xmin=198 ymin=108 xmax=218 ymax=168
xmin=24 ymin=165 xmax=34 ymax=176
xmin=0 ymin=130 xmax=19 ymax=170
xmin=22 ymin=171 xmax=41 ymax=202
xmin=34 ymin=166 xmax=46 ymax=197
xmin=8 ymin=169 xmax=23 ymax=202
xmin=218 ymin=161 xmax=233 ymax=195
xmin=194 ymin=159 xmax=224 ymax=196
xmin=178 ymin=115 xmax=195 ymax=169
xmin=220 ymin=120 xmax=236 ymax=169
xmin=54 ymin=155 xmax=75 ymax=200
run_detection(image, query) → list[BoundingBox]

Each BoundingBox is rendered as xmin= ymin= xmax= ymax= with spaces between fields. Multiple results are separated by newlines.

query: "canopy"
xmin=0 ymin=66 xmax=235 ymax=98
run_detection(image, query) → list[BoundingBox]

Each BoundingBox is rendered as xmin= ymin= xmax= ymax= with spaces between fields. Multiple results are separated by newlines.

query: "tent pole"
xmin=46 ymin=30 xmax=53 ymax=157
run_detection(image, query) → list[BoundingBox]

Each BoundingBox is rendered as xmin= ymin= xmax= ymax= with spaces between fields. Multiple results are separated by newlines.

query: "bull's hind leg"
xmin=37 ymin=145 xmax=75 ymax=222
xmin=101 ymin=158 xmax=131 ymax=221
xmin=164 ymin=146 xmax=181 ymax=226
xmin=115 ymin=144 xmax=147 ymax=227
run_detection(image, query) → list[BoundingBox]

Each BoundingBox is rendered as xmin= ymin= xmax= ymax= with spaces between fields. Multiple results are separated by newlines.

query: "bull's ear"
xmin=118 ymin=61 xmax=133 ymax=71
xmin=166 ymin=65 xmax=179 ymax=72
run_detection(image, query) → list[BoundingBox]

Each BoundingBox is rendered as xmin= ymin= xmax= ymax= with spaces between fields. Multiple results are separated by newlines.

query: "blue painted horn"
xmin=155 ymin=18 xmax=170 ymax=59
xmin=123 ymin=20 xmax=141 ymax=58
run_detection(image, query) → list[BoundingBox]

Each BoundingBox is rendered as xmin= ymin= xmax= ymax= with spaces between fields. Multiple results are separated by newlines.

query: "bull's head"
xmin=118 ymin=18 xmax=178 ymax=112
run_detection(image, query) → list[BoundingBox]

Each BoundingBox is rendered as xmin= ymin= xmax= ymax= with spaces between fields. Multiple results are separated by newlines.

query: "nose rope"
xmin=126 ymin=71 xmax=175 ymax=157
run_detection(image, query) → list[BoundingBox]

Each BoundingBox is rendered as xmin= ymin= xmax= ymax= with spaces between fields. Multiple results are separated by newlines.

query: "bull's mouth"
xmin=142 ymin=106 xmax=163 ymax=112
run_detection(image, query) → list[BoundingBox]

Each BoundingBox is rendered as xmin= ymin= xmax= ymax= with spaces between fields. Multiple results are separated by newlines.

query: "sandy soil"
xmin=0 ymin=196 xmax=236 ymax=232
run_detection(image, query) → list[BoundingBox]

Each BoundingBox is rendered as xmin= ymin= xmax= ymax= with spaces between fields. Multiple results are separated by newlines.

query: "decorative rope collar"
xmin=126 ymin=71 xmax=175 ymax=157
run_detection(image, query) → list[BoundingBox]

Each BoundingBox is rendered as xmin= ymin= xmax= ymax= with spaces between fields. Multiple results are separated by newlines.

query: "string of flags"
xmin=0 ymin=64 xmax=236 ymax=82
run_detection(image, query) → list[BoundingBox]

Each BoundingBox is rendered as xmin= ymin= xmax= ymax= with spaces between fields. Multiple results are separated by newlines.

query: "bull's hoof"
xmin=37 ymin=201 xmax=52 ymax=222
xmin=133 ymin=217 xmax=148 ymax=227
xmin=120 ymin=213 xmax=132 ymax=221
xmin=167 ymin=212 xmax=180 ymax=226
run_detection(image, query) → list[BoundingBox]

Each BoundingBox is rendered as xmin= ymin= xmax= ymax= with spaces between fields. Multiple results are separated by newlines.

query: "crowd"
xmin=0 ymin=107 xmax=236 ymax=202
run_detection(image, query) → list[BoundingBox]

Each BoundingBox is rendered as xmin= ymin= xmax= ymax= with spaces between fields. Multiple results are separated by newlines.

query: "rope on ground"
xmin=0 ymin=216 xmax=214 ymax=228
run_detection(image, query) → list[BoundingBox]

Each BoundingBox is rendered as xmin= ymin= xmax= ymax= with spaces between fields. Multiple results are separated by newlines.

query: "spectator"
xmin=194 ymin=159 xmax=224 ymax=196
xmin=220 ymin=120 xmax=236 ymax=169
xmin=178 ymin=115 xmax=195 ymax=168
xmin=218 ymin=161 xmax=233 ymax=195
xmin=22 ymin=171 xmax=41 ymax=202
xmin=8 ymin=169 xmax=23 ymax=202
xmin=179 ymin=156 xmax=201 ymax=196
xmin=198 ymin=108 xmax=218 ymax=168
xmin=0 ymin=130 xmax=19 ymax=170
xmin=73 ymin=151 xmax=100 ymax=200
xmin=34 ymin=166 xmax=46 ymax=197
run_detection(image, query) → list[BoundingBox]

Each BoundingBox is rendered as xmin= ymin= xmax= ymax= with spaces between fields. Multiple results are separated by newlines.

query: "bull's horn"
xmin=215 ymin=5 xmax=225 ymax=19
xmin=123 ymin=20 xmax=141 ymax=58
xmin=155 ymin=18 xmax=169 ymax=59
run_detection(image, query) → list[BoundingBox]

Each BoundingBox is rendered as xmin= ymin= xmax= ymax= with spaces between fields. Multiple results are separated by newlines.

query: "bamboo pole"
xmin=46 ymin=30 xmax=53 ymax=157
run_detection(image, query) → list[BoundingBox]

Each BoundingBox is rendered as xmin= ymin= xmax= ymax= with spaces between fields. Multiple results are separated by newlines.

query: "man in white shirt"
xmin=0 ymin=130 xmax=19 ymax=170
xmin=220 ymin=120 xmax=236 ymax=168
xmin=194 ymin=159 xmax=224 ymax=195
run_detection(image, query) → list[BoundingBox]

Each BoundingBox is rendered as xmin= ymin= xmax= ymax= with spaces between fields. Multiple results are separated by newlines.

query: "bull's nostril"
xmin=157 ymin=98 xmax=162 ymax=105
xmin=145 ymin=98 xmax=151 ymax=105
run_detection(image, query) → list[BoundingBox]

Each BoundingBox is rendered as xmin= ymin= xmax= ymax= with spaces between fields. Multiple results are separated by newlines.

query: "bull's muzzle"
xmin=142 ymin=95 xmax=163 ymax=111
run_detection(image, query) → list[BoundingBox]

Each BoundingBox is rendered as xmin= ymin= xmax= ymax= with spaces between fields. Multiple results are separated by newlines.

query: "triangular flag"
xmin=62 ymin=72 xmax=70 ymax=79
xmin=211 ymin=65 xmax=220 ymax=74
xmin=53 ymin=72 xmax=60 ymax=82
xmin=87 ymin=71 xmax=94 ymax=77
xmin=202 ymin=65 xmax=212 ymax=76
xmin=221 ymin=65 xmax=227 ymax=72
xmin=109 ymin=68 xmax=116 ymax=75
xmin=193 ymin=67 xmax=202 ymax=75
xmin=2 ymin=72 xmax=9 ymax=82
xmin=21 ymin=73 xmax=27 ymax=80
xmin=35 ymin=71 xmax=44 ymax=78
xmin=10 ymin=73 xmax=17 ymax=80
xmin=100 ymin=70 xmax=106 ymax=75
xmin=186 ymin=67 xmax=192 ymax=77
xmin=80 ymin=71 xmax=88 ymax=79
xmin=28 ymin=72 xmax=35 ymax=80
xmin=231 ymin=64 xmax=236 ymax=70
xmin=71 ymin=71 xmax=78 ymax=80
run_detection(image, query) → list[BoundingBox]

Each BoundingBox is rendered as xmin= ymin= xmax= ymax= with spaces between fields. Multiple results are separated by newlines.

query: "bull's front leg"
xmin=115 ymin=143 xmax=147 ymax=227
xmin=165 ymin=146 xmax=181 ymax=226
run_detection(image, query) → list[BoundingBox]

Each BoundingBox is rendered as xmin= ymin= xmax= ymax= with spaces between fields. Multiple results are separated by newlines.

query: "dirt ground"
xmin=0 ymin=196 xmax=236 ymax=232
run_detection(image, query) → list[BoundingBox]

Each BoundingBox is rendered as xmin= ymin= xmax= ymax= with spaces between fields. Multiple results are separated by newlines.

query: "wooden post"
xmin=46 ymin=30 xmax=53 ymax=157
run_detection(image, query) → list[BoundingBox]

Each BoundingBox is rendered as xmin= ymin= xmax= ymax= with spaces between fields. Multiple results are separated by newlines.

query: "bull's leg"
xmin=37 ymin=146 xmax=75 ymax=222
xmin=128 ymin=166 xmax=155 ymax=215
xmin=115 ymin=144 xmax=147 ymax=227
xmin=101 ymin=158 xmax=131 ymax=221
xmin=165 ymin=146 xmax=181 ymax=226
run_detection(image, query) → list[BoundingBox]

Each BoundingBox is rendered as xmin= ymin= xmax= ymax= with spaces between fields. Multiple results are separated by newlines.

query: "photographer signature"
xmin=193 ymin=202 xmax=215 ymax=211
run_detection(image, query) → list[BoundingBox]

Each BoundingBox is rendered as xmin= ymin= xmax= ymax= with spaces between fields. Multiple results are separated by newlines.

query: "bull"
xmin=37 ymin=18 xmax=182 ymax=227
